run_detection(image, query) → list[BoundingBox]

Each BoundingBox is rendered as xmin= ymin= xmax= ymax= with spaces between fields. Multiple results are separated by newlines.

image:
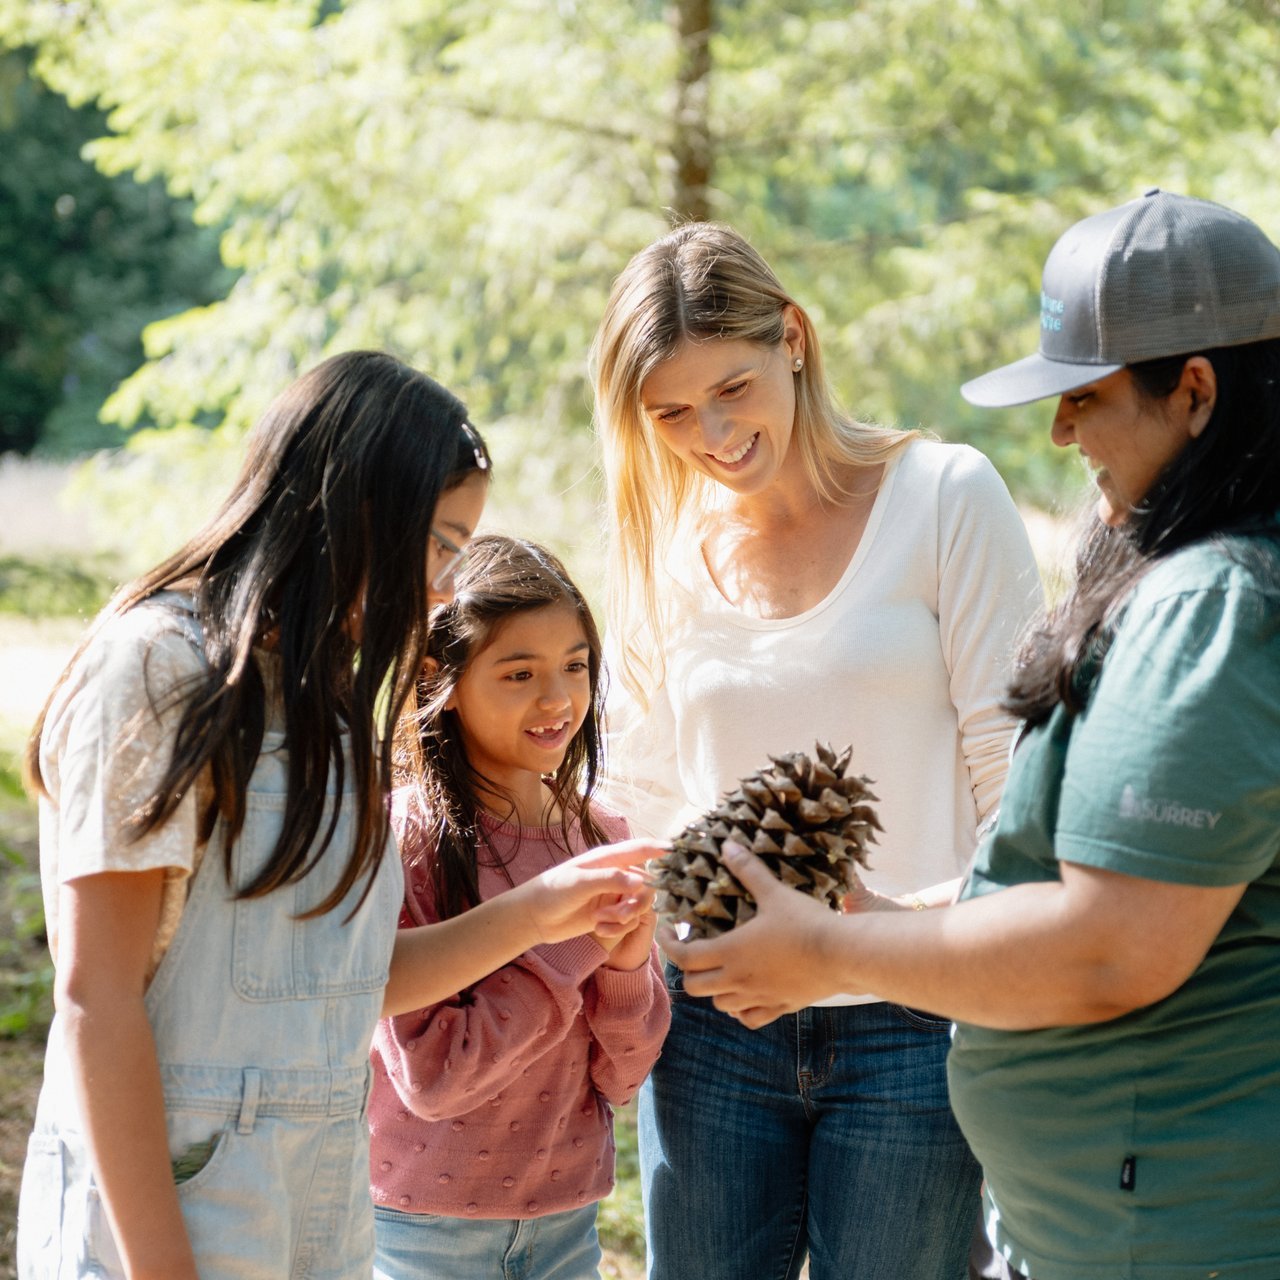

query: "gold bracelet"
xmin=908 ymin=895 xmax=927 ymax=911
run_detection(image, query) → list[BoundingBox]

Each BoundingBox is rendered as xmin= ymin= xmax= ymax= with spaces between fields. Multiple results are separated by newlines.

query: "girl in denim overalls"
xmin=369 ymin=536 xmax=670 ymax=1280
xmin=16 ymin=351 xmax=657 ymax=1280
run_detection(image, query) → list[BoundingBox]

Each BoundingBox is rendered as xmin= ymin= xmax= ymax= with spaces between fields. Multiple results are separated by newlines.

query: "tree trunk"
xmin=671 ymin=0 xmax=712 ymax=222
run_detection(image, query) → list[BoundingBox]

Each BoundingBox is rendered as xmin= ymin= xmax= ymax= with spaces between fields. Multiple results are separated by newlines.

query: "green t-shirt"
xmin=948 ymin=538 xmax=1280 ymax=1280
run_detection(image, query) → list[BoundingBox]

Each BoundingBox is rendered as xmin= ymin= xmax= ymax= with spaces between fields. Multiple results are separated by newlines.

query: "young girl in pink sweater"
xmin=369 ymin=534 xmax=670 ymax=1280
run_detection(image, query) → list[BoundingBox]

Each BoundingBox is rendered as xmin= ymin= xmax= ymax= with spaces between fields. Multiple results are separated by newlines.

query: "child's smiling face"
xmin=447 ymin=602 xmax=592 ymax=800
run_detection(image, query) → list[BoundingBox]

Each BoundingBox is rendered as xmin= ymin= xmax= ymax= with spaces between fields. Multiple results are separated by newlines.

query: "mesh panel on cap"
xmin=1098 ymin=196 xmax=1280 ymax=363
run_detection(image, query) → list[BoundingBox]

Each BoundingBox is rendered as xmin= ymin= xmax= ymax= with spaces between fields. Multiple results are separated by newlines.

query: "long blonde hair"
xmin=591 ymin=222 xmax=914 ymax=708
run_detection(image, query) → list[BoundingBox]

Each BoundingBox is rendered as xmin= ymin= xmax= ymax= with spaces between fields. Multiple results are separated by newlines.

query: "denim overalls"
xmin=18 ymin=601 xmax=402 ymax=1278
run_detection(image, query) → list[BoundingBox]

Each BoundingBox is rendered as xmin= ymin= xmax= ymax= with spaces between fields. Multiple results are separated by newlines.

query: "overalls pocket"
xmin=171 ymin=1129 xmax=228 ymax=1188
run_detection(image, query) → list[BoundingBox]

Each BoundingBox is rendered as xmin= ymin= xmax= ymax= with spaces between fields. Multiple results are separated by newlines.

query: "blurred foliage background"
xmin=0 ymin=48 xmax=231 ymax=457
xmin=0 ymin=6 xmax=1277 ymax=1267
xmin=2 ymin=0 xmax=1278 ymax=579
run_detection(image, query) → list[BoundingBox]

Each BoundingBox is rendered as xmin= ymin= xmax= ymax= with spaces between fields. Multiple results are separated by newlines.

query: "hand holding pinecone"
xmin=652 ymin=743 xmax=882 ymax=939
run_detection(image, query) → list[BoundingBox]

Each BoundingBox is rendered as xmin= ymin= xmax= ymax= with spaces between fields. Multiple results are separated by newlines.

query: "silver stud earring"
xmin=792 ymin=357 xmax=803 ymax=372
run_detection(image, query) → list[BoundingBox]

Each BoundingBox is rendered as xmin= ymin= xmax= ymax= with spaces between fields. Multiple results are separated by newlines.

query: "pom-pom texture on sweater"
xmin=368 ymin=794 xmax=670 ymax=1219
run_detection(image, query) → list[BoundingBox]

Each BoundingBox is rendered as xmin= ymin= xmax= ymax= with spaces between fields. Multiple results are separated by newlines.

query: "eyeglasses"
xmin=430 ymin=526 xmax=469 ymax=592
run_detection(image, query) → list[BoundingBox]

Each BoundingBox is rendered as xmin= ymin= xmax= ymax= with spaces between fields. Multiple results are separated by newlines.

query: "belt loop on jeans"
xmin=238 ymin=1068 xmax=262 ymax=1134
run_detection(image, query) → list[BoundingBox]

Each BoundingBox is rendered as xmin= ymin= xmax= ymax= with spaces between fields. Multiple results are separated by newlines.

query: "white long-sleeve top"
xmin=603 ymin=439 xmax=1043 ymax=1002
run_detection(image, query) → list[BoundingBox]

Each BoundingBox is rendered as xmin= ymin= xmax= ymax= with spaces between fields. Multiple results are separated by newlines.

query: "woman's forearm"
xmin=821 ymin=869 xmax=1245 ymax=1028
xmin=670 ymin=852 xmax=1246 ymax=1031
xmin=816 ymin=882 xmax=1149 ymax=1027
xmin=679 ymin=880 xmax=1113 ymax=1028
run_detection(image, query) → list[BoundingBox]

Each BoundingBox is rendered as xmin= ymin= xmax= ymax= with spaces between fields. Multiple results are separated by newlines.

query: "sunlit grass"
xmin=599 ymin=1098 xmax=646 ymax=1277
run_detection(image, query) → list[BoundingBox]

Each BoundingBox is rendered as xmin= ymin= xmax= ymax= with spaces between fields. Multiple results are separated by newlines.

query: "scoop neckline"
xmin=695 ymin=445 xmax=903 ymax=631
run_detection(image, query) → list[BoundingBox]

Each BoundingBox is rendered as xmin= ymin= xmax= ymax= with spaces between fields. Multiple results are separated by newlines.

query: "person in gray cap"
xmin=661 ymin=189 xmax=1280 ymax=1280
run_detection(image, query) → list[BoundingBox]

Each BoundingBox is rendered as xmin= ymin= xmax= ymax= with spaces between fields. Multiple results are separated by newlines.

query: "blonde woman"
xmin=592 ymin=223 xmax=1042 ymax=1279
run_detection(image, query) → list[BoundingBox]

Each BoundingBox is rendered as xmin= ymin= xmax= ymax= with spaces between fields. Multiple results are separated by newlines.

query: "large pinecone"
xmin=652 ymin=743 xmax=881 ymax=939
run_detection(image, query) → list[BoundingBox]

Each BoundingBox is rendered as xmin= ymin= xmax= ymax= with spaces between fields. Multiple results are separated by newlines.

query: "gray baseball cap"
xmin=961 ymin=189 xmax=1280 ymax=408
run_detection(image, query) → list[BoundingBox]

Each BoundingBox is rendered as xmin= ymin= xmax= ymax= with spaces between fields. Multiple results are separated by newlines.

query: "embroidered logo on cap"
xmin=1040 ymin=292 xmax=1065 ymax=332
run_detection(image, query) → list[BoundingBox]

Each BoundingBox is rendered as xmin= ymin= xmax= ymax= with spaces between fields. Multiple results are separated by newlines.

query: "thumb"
xmin=721 ymin=843 xmax=785 ymax=899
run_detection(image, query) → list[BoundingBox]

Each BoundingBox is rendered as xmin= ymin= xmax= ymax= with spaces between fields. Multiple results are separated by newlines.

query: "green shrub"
xmin=598 ymin=1099 xmax=646 ymax=1261
xmin=0 ymin=755 xmax=52 ymax=1039
xmin=0 ymin=554 xmax=117 ymax=619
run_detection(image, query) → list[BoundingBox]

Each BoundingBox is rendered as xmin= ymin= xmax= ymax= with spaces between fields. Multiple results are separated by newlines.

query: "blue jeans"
xmin=373 ymin=1203 xmax=602 ymax=1280
xmin=639 ymin=967 xmax=981 ymax=1280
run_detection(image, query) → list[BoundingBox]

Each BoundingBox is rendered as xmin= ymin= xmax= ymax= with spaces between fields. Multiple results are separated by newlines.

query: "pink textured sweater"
xmin=368 ymin=793 xmax=670 ymax=1220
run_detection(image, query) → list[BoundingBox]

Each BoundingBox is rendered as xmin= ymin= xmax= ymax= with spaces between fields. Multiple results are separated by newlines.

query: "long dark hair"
xmin=1006 ymin=337 xmax=1280 ymax=726
xmin=27 ymin=350 xmax=491 ymax=917
xmin=397 ymin=534 xmax=608 ymax=920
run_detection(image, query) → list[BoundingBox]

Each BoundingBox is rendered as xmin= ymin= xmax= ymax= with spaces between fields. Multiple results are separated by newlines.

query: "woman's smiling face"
xmin=1050 ymin=367 xmax=1199 ymax=526
xmin=639 ymin=310 xmax=805 ymax=496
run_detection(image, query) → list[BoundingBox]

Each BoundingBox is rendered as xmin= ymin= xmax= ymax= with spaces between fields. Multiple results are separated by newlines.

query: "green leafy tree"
xmin=2 ymin=0 xmax=1277 ymax=552
xmin=0 ymin=48 xmax=231 ymax=456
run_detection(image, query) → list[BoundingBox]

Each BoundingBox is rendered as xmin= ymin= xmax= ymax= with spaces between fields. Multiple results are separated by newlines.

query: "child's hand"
xmin=590 ymin=927 xmax=624 ymax=955
xmin=599 ymin=908 xmax=658 ymax=971
xmin=519 ymin=839 xmax=662 ymax=946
